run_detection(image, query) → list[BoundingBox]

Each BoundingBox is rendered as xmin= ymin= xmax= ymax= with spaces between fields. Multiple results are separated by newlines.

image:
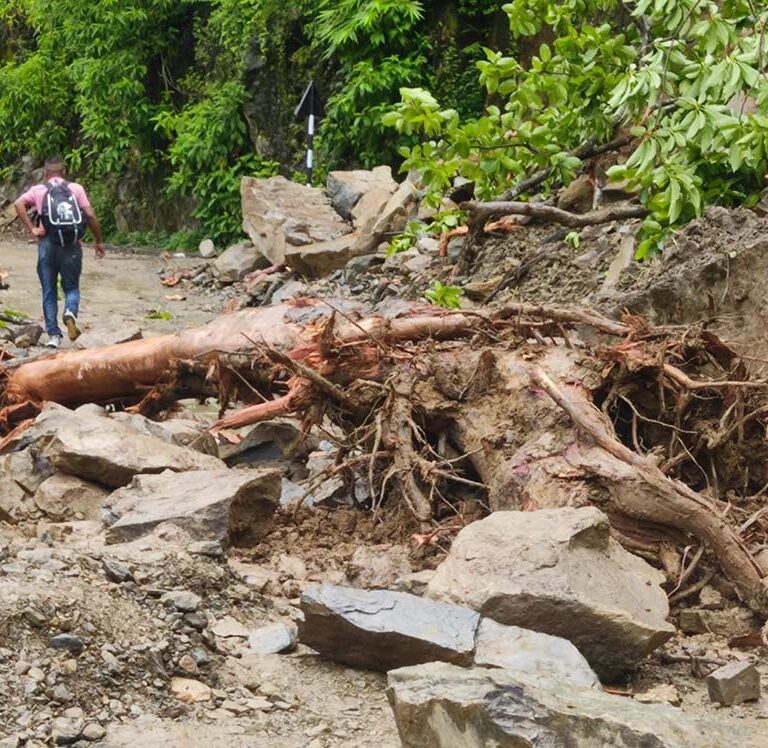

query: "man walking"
xmin=14 ymin=156 xmax=105 ymax=348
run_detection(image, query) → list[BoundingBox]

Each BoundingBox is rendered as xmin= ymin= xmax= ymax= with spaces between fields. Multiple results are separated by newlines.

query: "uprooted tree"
xmin=2 ymin=300 xmax=768 ymax=615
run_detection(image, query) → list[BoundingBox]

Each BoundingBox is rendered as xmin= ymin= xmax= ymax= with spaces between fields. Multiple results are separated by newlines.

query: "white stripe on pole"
xmin=307 ymin=149 xmax=314 ymax=169
xmin=308 ymin=114 xmax=315 ymax=136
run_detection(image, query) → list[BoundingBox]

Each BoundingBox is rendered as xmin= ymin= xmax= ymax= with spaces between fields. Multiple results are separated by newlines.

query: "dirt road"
xmin=0 ymin=237 xmax=215 ymax=344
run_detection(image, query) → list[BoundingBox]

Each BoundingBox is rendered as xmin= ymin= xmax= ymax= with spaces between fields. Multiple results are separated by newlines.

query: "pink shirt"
xmin=19 ymin=177 xmax=92 ymax=215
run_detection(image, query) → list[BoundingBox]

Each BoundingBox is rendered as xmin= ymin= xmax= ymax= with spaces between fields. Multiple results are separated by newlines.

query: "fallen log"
xmin=2 ymin=300 xmax=767 ymax=613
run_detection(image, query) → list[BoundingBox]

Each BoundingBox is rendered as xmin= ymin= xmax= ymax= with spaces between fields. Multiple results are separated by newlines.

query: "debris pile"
xmin=2 ymin=167 xmax=768 ymax=745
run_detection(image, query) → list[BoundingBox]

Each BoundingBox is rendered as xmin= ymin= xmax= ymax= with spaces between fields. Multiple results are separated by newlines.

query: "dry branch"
xmin=463 ymin=200 xmax=647 ymax=229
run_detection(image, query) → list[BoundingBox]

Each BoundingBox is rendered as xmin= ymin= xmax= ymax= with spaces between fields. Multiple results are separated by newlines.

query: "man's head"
xmin=44 ymin=156 xmax=66 ymax=178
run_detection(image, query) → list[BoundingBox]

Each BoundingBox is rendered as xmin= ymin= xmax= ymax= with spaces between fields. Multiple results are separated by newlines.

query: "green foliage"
xmin=387 ymin=220 xmax=422 ymax=256
xmin=145 ymin=310 xmax=173 ymax=321
xmin=311 ymin=0 xmax=430 ymax=167
xmin=386 ymin=0 xmax=768 ymax=258
xmin=565 ymin=230 xmax=581 ymax=249
xmin=425 ymin=281 xmax=463 ymax=309
xmin=156 ymin=81 xmax=278 ymax=244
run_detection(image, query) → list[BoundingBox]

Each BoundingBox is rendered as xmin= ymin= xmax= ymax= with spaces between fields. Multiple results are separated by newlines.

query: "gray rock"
xmin=351 ymin=177 xmax=420 ymax=255
xmin=110 ymin=412 xmax=218 ymax=456
xmin=161 ymin=590 xmax=202 ymax=613
xmin=104 ymin=468 xmax=280 ymax=545
xmin=707 ymin=661 xmax=761 ymax=705
xmin=49 ymin=634 xmax=85 ymax=654
xmin=241 ymin=176 xmax=352 ymax=265
xmin=198 ymin=238 xmax=216 ymax=259
xmin=247 ymin=623 xmax=297 ymax=654
xmin=102 ymin=557 xmax=133 ymax=583
xmin=426 ymin=508 xmax=674 ymax=680
xmin=212 ymin=240 xmax=267 ymax=284
xmin=326 ymin=166 xmax=397 ymax=220
xmin=32 ymin=408 xmax=224 ymax=488
xmin=34 ymin=473 xmax=109 ymax=520
xmin=188 ymin=540 xmax=225 ymax=559
xmin=50 ymin=717 xmax=84 ymax=745
xmin=285 ymin=234 xmax=360 ymax=278
xmin=81 ymin=723 xmax=106 ymax=742
xmin=298 ymin=584 xmax=479 ymax=671
xmin=394 ymin=570 xmax=436 ymax=597
xmin=387 ymin=662 xmax=766 ymax=748
xmin=474 ymin=618 xmax=599 ymax=689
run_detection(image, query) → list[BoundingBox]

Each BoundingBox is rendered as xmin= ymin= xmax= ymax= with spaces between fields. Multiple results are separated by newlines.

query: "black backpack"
xmin=40 ymin=181 xmax=86 ymax=247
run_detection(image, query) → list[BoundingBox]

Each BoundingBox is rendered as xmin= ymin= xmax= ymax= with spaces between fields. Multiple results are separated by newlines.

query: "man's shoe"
xmin=45 ymin=334 xmax=62 ymax=349
xmin=63 ymin=311 xmax=81 ymax=341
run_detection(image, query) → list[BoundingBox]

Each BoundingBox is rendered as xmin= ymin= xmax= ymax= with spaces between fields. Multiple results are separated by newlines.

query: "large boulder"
xmin=297 ymin=584 xmax=599 ymax=688
xmin=241 ymin=176 xmax=352 ymax=265
xmin=104 ymin=468 xmax=280 ymax=545
xmin=387 ymin=662 xmax=766 ymax=748
xmin=31 ymin=409 xmax=224 ymax=488
xmin=326 ymin=166 xmax=397 ymax=220
xmin=298 ymin=585 xmax=479 ymax=671
xmin=0 ymin=448 xmax=52 ymax=520
xmin=212 ymin=240 xmax=268 ymax=283
xmin=426 ymin=508 xmax=674 ymax=680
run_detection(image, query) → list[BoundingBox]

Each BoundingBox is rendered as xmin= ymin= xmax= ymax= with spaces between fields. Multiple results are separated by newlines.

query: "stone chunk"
xmin=678 ymin=607 xmax=757 ymax=638
xmin=161 ymin=590 xmax=202 ymax=612
xmin=298 ymin=584 xmax=479 ymax=671
xmin=51 ymin=717 xmax=84 ymax=745
xmin=473 ymin=618 xmax=599 ymax=690
xmin=387 ymin=662 xmax=766 ymax=748
xmin=426 ymin=507 xmax=674 ymax=680
xmin=706 ymin=661 xmax=761 ymax=705
xmin=104 ymin=468 xmax=280 ymax=545
xmin=170 ymin=677 xmax=212 ymax=703
xmin=199 ymin=238 xmax=216 ymax=259
xmin=33 ymin=408 xmax=224 ymax=488
xmin=247 ymin=623 xmax=297 ymax=654
xmin=326 ymin=166 xmax=397 ymax=220
xmin=241 ymin=175 xmax=352 ymax=265
xmin=285 ymin=234 xmax=358 ymax=277
xmin=212 ymin=240 xmax=267 ymax=283
xmin=34 ymin=473 xmax=109 ymax=521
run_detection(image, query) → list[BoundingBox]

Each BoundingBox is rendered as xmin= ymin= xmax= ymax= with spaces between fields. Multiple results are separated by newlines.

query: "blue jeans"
xmin=37 ymin=236 xmax=82 ymax=337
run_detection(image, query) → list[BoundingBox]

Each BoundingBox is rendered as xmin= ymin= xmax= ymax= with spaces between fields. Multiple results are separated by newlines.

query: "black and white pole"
xmin=295 ymin=81 xmax=324 ymax=187
xmin=306 ymin=113 xmax=315 ymax=186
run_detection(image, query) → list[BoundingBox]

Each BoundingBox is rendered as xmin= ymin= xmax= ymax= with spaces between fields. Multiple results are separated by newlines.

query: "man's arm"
xmin=14 ymin=197 xmax=45 ymax=238
xmin=83 ymin=206 xmax=105 ymax=259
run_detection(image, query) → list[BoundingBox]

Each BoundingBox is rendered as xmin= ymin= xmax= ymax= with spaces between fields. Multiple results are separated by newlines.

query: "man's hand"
xmin=32 ymin=226 xmax=46 ymax=238
xmin=95 ymin=241 xmax=106 ymax=260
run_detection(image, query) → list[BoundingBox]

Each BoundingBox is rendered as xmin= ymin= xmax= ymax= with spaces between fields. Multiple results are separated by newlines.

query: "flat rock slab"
xmin=104 ymin=468 xmax=280 ymax=545
xmin=427 ymin=507 xmax=674 ymax=680
xmin=298 ymin=584 xmax=479 ymax=671
xmin=326 ymin=166 xmax=396 ymax=220
xmin=473 ymin=618 xmax=599 ymax=690
xmin=33 ymin=409 xmax=224 ymax=488
xmin=387 ymin=662 xmax=767 ymax=748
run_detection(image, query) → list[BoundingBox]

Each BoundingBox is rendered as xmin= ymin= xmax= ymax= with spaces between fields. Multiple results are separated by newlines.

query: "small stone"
xmin=170 ymin=677 xmax=212 ymax=703
xmin=183 ymin=612 xmax=207 ymax=631
xmin=707 ymin=661 xmax=761 ymax=705
xmin=699 ymin=585 xmax=724 ymax=610
xmin=101 ymin=651 xmax=121 ymax=674
xmin=51 ymin=683 xmax=73 ymax=703
xmin=101 ymin=557 xmax=133 ymax=583
xmin=188 ymin=541 xmax=224 ymax=559
xmin=161 ymin=590 xmax=202 ymax=613
xmin=246 ymin=696 xmax=274 ymax=712
xmin=49 ymin=634 xmax=84 ymax=654
xmin=81 ymin=723 xmax=106 ymax=742
xmin=247 ymin=623 xmax=297 ymax=655
xmin=27 ymin=667 xmax=45 ymax=682
xmin=60 ymin=659 xmax=78 ymax=675
xmin=21 ymin=607 xmax=49 ymax=627
xmin=14 ymin=660 xmax=31 ymax=676
xmin=199 ymin=239 xmax=216 ymax=259
xmin=190 ymin=647 xmax=210 ymax=667
xmin=50 ymin=717 xmax=84 ymax=745
xmin=212 ymin=616 xmax=250 ymax=638
xmin=178 ymin=654 xmax=198 ymax=674
xmin=634 ymin=684 xmax=682 ymax=706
